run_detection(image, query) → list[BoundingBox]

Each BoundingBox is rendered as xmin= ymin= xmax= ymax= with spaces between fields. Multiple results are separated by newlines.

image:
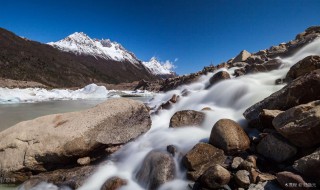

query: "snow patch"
xmin=142 ymin=57 xmax=176 ymax=76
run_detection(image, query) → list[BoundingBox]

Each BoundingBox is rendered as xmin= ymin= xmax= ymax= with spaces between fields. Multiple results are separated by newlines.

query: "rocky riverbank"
xmin=1 ymin=26 xmax=320 ymax=190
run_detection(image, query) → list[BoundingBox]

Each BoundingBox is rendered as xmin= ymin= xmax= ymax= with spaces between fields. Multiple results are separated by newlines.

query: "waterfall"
xmin=79 ymin=37 xmax=320 ymax=190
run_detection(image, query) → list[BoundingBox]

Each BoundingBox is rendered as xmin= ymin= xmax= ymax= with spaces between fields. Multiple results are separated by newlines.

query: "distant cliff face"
xmin=0 ymin=28 xmax=157 ymax=88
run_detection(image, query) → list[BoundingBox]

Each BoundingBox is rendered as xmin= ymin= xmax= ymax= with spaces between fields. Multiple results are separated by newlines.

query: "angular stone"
xmin=182 ymin=143 xmax=226 ymax=180
xmin=200 ymin=165 xmax=231 ymax=189
xmin=286 ymin=55 xmax=320 ymax=81
xmin=256 ymin=134 xmax=297 ymax=163
xmin=273 ymin=100 xmax=320 ymax=147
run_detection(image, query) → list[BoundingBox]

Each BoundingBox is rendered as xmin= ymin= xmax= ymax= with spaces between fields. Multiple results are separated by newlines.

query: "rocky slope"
xmin=0 ymin=28 xmax=157 ymax=88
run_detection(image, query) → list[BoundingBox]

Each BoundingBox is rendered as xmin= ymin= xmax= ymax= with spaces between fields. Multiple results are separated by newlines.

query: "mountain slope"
xmin=0 ymin=28 xmax=157 ymax=88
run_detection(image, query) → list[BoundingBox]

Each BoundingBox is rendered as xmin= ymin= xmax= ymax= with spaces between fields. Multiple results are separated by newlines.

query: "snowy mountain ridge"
xmin=48 ymin=32 xmax=176 ymax=77
xmin=48 ymin=32 xmax=140 ymax=64
xmin=142 ymin=57 xmax=176 ymax=77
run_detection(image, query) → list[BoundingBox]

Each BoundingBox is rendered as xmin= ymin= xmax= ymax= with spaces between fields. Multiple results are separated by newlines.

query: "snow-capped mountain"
xmin=48 ymin=32 xmax=139 ymax=64
xmin=142 ymin=57 xmax=176 ymax=78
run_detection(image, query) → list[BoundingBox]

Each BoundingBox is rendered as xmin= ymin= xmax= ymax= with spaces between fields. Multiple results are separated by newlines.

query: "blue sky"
xmin=1 ymin=0 xmax=320 ymax=74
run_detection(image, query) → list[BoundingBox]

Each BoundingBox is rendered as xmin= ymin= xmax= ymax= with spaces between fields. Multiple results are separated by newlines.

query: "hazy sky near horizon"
xmin=1 ymin=0 xmax=320 ymax=74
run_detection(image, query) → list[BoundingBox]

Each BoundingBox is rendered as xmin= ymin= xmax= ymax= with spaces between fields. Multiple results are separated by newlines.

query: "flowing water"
xmin=1 ymin=38 xmax=320 ymax=190
xmin=78 ymin=38 xmax=320 ymax=190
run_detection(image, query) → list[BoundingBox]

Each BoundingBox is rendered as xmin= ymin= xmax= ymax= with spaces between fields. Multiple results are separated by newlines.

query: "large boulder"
xmin=232 ymin=50 xmax=251 ymax=63
xmin=243 ymin=69 xmax=320 ymax=125
xmin=273 ymin=101 xmax=320 ymax=147
xmin=136 ymin=151 xmax=176 ymax=190
xmin=259 ymin=109 xmax=283 ymax=129
xmin=207 ymin=71 xmax=231 ymax=88
xmin=200 ymin=164 xmax=231 ymax=189
xmin=0 ymin=98 xmax=151 ymax=182
xmin=169 ymin=110 xmax=205 ymax=128
xmin=101 ymin=177 xmax=128 ymax=190
xmin=256 ymin=133 xmax=297 ymax=163
xmin=293 ymin=148 xmax=320 ymax=185
xmin=286 ymin=55 xmax=320 ymax=81
xmin=245 ymin=59 xmax=283 ymax=74
xmin=182 ymin=143 xmax=226 ymax=180
xmin=209 ymin=119 xmax=250 ymax=155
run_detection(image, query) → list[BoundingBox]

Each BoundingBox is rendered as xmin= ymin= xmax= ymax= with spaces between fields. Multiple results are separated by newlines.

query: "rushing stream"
xmin=79 ymin=38 xmax=320 ymax=190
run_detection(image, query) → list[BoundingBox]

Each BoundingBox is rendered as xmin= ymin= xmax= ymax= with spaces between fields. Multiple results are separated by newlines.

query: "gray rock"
xmin=169 ymin=110 xmax=205 ymax=128
xmin=235 ymin=170 xmax=251 ymax=188
xmin=244 ymin=69 xmax=320 ymax=126
xmin=293 ymin=148 xmax=320 ymax=185
xmin=182 ymin=143 xmax=226 ymax=180
xmin=256 ymin=134 xmax=297 ymax=163
xmin=209 ymin=119 xmax=250 ymax=155
xmin=136 ymin=151 xmax=176 ymax=190
xmin=0 ymin=98 xmax=151 ymax=182
xmin=200 ymin=164 xmax=231 ymax=189
xmin=273 ymin=100 xmax=320 ymax=147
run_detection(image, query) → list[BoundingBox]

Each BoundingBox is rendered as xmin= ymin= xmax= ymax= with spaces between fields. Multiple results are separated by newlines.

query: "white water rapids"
xmin=16 ymin=37 xmax=320 ymax=190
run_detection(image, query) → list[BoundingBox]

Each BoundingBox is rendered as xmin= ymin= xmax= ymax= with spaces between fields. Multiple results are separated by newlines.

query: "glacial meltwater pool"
xmin=0 ymin=97 xmax=151 ymax=132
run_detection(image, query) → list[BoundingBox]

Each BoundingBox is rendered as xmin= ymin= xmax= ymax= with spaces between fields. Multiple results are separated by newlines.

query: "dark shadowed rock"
xmin=209 ymin=119 xmax=250 ymax=155
xmin=245 ymin=59 xmax=282 ymax=74
xmin=256 ymin=133 xmax=297 ymax=163
xmin=136 ymin=151 xmax=176 ymax=190
xmin=243 ymin=69 xmax=320 ymax=126
xmin=29 ymin=165 xmax=96 ymax=189
xmin=259 ymin=109 xmax=283 ymax=130
xmin=247 ymin=181 xmax=283 ymax=190
xmin=293 ymin=148 xmax=320 ymax=185
xmin=0 ymin=98 xmax=151 ymax=182
xmin=273 ymin=100 xmax=320 ymax=147
xmin=207 ymin=71 xmax=231 ymax=88
xmin=101 ymin=177 xmax=127 ymax=190
xmin=182 ymin=143 xmax=226 ymax=180
xmin=200 ymin=165 xmax=231 ymax=189
xmin=169 ymin=110 xmax=205 ymax=128
xmin=276 ymin=171 xmax=307 ymax=190
xmin=286 ymin=55 xmax=320 ymax=81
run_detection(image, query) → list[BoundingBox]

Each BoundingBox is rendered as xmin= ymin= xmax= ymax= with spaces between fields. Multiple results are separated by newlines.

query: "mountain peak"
xmin=47 ymin=33 xmax=139 ymax=64
xmin=142 ymin=57 xmax=176 ymax=78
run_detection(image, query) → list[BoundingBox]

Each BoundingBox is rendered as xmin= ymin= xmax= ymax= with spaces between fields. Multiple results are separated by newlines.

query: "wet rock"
xmin=231 ymin=157 xmax=244 ymax=170
xmin=243 ymin=69 xmax=320 ymax=126
xmin=77 ymin=157 xmax=90 ymax=166
xmin=256 ymin=133 xmax=297 ymax=163
xmin=276 ymin=171 xmax=307 ymax=190
xmin=101 ymin=177 xmax=127 ymax=190
xmin=18 ymin=178 xmax=44 ymax=190
xmin=209 ymin=119 xmax=250 ymax=155
xmin=0 ymin=98 xmax=151 ymax=182
xmin=200 ymin=164 xmax=231 ymax=189
xmin=169 ymin=94 xmax=179 ymax=103
xmin=235 ymin=170 xmax=251 ymax=188
xmin=234 ymin=68 xmax=246 ymax=77
xmin=207 ymin=71 xmax=231 ymax=88
xmin=169 ymin=110 xmax=205 ymax=128
xmin=232 ymin=50 xmax=251 ymax=63
xmin=256 ymin=172 xmax=276 ymax=182
xmin=259 ymin=109 xmax=283 ymax=129
xmin=166 ymin=145 xmax=178 ymax=157
xmin=286 ymin=55 xmax=320 ymax=81
xmin=182 ymin=143 xmax=226 ymax=180
xmin=30 ymin=165 xmax=96 ymax=189
xmin=273 ymin=100 xmax=320 ymax=147
xmin=136 ymin=151 xmax=176 ymax=190
xmin=293 ymin=148 xmax=320 ymax=185
xmin=201 ymin=107 xmax=212 ymax=111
